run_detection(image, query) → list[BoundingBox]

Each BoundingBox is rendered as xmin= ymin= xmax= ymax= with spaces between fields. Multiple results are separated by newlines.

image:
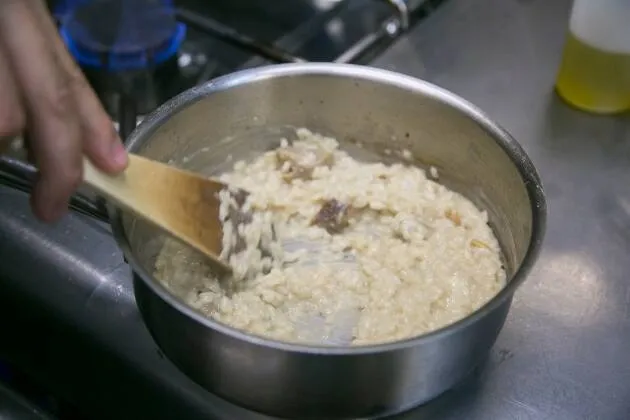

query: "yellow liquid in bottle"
xmin=555 ymin=0 xmax=630 ymax=114
xmin=556 ymin=32 xmax=630 ymax=114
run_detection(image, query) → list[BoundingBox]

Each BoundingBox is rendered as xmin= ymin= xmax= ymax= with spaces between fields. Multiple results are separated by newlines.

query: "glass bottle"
xmin=555 ymin=0 xmax=630 ymax=114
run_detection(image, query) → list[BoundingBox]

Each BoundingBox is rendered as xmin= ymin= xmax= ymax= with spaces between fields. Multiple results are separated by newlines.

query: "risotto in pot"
xmin=154 ymin=128 xmax=506 ymax=346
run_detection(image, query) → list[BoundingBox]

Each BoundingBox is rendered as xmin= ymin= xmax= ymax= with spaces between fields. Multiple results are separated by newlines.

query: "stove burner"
xmin=58 ymin=0 xmax=185 ymax=71
xmin=55 ymin=0 xmax=188 ymax=139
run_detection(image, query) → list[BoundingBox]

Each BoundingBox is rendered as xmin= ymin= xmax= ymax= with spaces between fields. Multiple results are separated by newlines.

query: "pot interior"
xmin=119 ymin=67 xmax=538 ymax=321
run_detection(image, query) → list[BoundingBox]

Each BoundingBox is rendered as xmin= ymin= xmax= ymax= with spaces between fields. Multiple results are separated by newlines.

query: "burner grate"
xmin=175 ymin=0 xmax=425 ymax=67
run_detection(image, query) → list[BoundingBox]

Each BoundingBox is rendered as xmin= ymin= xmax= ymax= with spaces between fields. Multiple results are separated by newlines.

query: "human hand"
xmin=0 ymin=0 xmax=128 ymax=222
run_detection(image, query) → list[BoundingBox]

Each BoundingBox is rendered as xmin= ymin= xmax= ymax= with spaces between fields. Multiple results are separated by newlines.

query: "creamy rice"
xmin=154 ymin=128 xmax=506 ymax=346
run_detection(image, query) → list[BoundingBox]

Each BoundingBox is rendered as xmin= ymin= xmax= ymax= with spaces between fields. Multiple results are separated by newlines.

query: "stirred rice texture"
xmin=154 ymin=128 xmax=506 ymax=346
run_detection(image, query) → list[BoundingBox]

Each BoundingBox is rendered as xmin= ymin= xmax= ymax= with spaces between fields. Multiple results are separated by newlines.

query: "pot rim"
xmin=110 ymin=62 xmax=547 ymax=355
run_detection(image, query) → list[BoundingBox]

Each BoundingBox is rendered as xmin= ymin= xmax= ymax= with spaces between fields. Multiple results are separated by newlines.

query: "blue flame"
xmin=55 ymin=0 xmax=184 ymax=72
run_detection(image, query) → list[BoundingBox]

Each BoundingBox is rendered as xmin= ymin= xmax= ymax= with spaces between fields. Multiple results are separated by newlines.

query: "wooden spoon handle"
xmin=82 ymin=155 xmax=154 ymax=218
xmin=82 ymin=155 xmax=229 ymax=271
xmin=82 ymin=154 xmax=196 ymax=231
xmin=82 ymin=157 xmax=132 ymax=206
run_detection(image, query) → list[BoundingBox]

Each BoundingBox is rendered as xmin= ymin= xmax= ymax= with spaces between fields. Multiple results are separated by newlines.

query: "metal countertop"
xmin=1 ymin=0 xmax=629 ymax=419
xmin=378 ymin=0 xmax=630 ymax=418
xmin=0 ymin=381 xmax=54 ymax=420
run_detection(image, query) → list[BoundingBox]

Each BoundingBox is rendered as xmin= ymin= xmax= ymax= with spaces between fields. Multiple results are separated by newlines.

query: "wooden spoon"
xmin=83 ymin=154 xmax=233 ymax=272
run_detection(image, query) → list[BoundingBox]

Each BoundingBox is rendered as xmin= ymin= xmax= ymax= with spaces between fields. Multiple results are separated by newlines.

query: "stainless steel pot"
xmin=110 ymin=63 xmax=546 ymax=419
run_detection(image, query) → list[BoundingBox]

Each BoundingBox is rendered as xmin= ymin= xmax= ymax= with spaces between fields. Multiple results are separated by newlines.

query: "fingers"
xmin=0 ymin=0 xmax=83 ymax=221
xmin=0 ymin=0 xmax=128 ymax=222
xmin=69 ymin=73 xmax=129 ymax=173
xmin=0 ymin=42 xmax=25 ymax=154
xmin=31 ymin=1 xmax=128 ymax=173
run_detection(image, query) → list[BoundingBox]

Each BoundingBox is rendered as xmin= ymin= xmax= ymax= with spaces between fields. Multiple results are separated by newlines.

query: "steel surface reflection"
xmin=528 ymin=251 xmax=605 ymax=327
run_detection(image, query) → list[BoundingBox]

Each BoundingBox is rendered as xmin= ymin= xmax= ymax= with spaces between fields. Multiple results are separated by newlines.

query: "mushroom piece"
xmin=312 ymin=199 xmax=352 ymax=234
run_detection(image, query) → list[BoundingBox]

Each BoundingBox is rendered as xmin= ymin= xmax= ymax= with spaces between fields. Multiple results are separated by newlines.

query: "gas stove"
xmin=54 ymin=0 xmax=422 ymax=139
xmin=0 ymin=1 xmax=448 ymax=418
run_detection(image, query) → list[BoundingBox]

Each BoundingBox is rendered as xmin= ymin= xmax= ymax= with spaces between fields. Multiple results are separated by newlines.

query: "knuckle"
xmin=44 ymin=84 xmax=74 ymax=118
xmin=44 ymin=73 xmax=84 ymax=118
